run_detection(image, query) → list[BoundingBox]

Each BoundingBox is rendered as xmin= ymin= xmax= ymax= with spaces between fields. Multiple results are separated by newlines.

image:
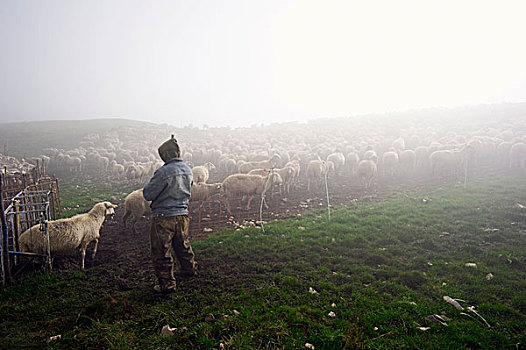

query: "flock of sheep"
xmin=0 ymin=154 xmax=48 ymax=188
xmin=7 ymin=111 xmax=526 ymax=269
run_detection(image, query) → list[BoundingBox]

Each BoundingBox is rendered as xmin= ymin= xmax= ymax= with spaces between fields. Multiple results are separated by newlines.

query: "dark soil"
xmin=21 ymin=170 xmax=481 ymax=294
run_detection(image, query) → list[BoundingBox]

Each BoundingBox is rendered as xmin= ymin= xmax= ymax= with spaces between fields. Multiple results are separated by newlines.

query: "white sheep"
xmin=306 ymin=159 xmax=334 ymax=191
xmin=192 ymin=162 xmax=216 ymax=183
xmin=284 ymin=159 xmax=301 ymax=190
xmin=221 ymin=173 xmax=282 ymax=215
xmin=345 ymin=152 xmax=360 ymax=175
xmin=19 ymin=201 xmax=116 ymax=269
xmin=326 ymin=152 xmax=345 ymax=174
xmin=64 ymin=155 xmax=82 ymax=172
xmin=238 ymin=155 xmax=281 ymax=174
xmin=392 ymin=137 xmax=405 ymax=151
xmin=191 ymin=182 xmax=223 ymax=209
xmin=381 ymin=151 xmax=399 ymax=177
xmin=496 ymin=141 xmax=514 ymax=167
xmin=122 ymin=189 xmax=151 ymax=234
xmin=363 ymin=149 xmax=378 ymax=164
xmin=357 ymin=159 xmax=377 ymax=189
xmin=248 ymin=166 xmax=296 ymax=194
xmin=398 ymin=149 xmax=416 ymax=173
xmin=429 ymin=148 xmax=465 ymax=177
xmin=218 ymin=157 xmax=238 ymax=175
xmin=509 ymin=142 xmax=526 ymax=168
xmin=111 ymin=162 xmax=125 ymax=178
xmin=415 ymin=146 xmax=430 ymax=169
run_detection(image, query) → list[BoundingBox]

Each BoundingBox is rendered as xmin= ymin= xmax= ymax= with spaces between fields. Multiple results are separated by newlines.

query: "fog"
xmin=1 ymin=0 xmax=526 ymax=127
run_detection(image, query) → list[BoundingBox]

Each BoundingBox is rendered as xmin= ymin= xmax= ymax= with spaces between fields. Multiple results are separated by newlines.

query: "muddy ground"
xmin=13 ymin=171 xmax=476 ymax=293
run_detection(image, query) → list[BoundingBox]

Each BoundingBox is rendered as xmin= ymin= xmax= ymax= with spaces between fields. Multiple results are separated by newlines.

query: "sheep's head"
xmin=270 ymin=172 xmax=283 ymax=186
xmin=102 ymin=202 xmax=117 ymax=217
xmin=270 ymin=154 xmax=281 ymax=166
xmin=205 ymin=162 xmax=216 ymax=171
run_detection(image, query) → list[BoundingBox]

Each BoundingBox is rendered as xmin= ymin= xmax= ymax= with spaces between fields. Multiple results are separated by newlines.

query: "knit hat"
xmin=158 ymin=135 xmax=181 ymax=162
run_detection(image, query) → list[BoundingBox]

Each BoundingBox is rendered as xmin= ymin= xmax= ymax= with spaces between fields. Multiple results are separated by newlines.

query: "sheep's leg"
xmin=224 ymin=198 xmax=233 ymax=216
xmin=91 ymin=239 xmax=99 ymax=260
xmin=122 ymin=210 xmax=130 ymax=228
xmin=263 ymin=196 xmax=269 ymax=209
xmin=79 ymin=244 xmax=87 ymax=270
xmin=131 ymin=216 xmax=138 ymax=234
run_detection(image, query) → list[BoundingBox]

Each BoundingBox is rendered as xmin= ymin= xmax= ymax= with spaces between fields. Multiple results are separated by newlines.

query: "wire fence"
xmin=188 ymin=186 xmax=286 ymax=237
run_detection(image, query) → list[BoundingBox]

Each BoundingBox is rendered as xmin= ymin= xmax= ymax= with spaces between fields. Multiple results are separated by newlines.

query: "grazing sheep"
xmin=64 ymin=155 xmax=82 ymax=172
xmin=415 ymin=146 xmax=430 ymax=169
xmin=509 ymin=142 xmax=526 ymax=168
xmin=306 ymin=160 xmax=334 ymax=191
xmin=238 ymin=155 xmax=281 ymax=174
xmin=398 ymin=149 xmax=416 ymax=173
xmin=363 ymin=150 xmax=378 ymax=164
xmin=429 ymin=148 xmax=466 ymax=177
xmin=357 ymin=159 xmax=377 ymax=189
xmin=392 ymin=137 xmax=405 ymax=151
xmin=122 ymin=189 xmax=151 ymax=234
xmin=326 ymin=152 xmax=345 ymax=174
xmin=111 ymin=162 xmax=125 ymax=178
xmin=221 ymin=173 xmax=282 ymax=215
xmin=285 ymin=159 xmax=301 ymax=177
xmin=248 ymin=166 xmax=296 ymax=194
xmin=190 ymin=182 xmax=223 ymax=209
xmin=496 ymin=141 xmax=514 ymax=167
xmin=182 ymin=151 xmax=193 ymax=165
xmin=19 ymin=201 xmax=117 ymax=269
xmin=192 ymin=162 xmax=216 ymax=183
xmin=218 ymin=157 xmax=238 ymax=176
xmin=381 ymin=151 xmax=399 ymax=177
xmin=284 ymin=159 xmax=301 ymax=190
xmin=345 ymin=152 xmax=360 ymax=175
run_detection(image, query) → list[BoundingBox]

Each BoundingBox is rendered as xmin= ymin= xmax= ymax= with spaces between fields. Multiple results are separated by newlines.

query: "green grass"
xmin=1 ymin=173 xmax=525 ymax=349
xmin=57 ymin=175 xmax=140 ymax=218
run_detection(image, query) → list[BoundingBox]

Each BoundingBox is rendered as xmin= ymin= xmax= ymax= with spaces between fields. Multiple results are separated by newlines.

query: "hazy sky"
xmin=1 ymin=0 xmax=526 ymax=127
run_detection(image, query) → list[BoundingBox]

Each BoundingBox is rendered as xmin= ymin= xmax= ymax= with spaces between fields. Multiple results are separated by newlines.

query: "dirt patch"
xmin=18 ymin=170 xmax=485 ymax=293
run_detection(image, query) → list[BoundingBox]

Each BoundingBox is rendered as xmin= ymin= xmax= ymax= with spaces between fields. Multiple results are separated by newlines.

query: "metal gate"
xmin=1 ymin=179 xmax=60 ymax=286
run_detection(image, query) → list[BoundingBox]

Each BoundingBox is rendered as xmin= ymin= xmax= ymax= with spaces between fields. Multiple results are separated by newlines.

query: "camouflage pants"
xmin=150 ymin=215 xmax=196 ymax=291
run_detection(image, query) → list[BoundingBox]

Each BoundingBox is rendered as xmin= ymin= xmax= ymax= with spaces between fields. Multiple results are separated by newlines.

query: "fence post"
xmin=12 ymin=200 xmax=20 ymax=266
xmin=1 ymin=174 xmax=12 ymax=286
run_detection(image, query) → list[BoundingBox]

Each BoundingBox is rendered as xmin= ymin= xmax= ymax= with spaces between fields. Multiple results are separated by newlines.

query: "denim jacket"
xmin=143 ymin=158 xmax=193 ymax=217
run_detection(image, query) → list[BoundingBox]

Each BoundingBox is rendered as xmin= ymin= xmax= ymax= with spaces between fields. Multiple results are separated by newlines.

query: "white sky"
xmin=1 ymin=0 xmax=526 ymax=127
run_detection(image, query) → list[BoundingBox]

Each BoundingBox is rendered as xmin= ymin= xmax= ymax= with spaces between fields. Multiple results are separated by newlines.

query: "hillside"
xmin=0 ymin=119 xmax=158 ymax=158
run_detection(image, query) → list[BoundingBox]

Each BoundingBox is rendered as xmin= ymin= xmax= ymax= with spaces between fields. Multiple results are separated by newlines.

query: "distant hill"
xmin=0 ymin=118 xmax=159 ymax=158
xmin=1 ymin=102 xmax=526 ymax=158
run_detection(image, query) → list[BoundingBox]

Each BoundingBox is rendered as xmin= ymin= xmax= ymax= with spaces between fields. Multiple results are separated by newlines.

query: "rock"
xmin=161 ymin=325 xmax=176 ymax=335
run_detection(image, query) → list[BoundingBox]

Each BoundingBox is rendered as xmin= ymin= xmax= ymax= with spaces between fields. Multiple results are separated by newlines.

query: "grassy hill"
xmin=0 ymin=118 xmax=158 ymax=158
